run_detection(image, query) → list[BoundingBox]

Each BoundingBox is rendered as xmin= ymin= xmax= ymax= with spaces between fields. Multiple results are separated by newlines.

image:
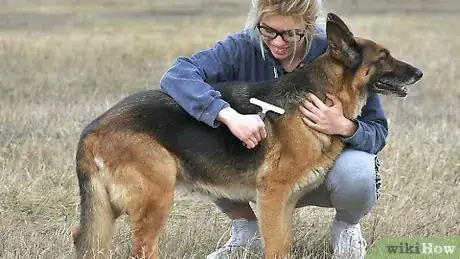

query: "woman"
xmin=160 ymin=0 xmax=386 ymax=258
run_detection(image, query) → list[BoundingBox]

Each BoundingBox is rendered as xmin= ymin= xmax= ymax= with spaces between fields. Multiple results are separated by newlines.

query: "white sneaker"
xmin=206 ymin=219 xmax=262 ymax=259
xmin=331 ymin=219 xmax=367 ymax=259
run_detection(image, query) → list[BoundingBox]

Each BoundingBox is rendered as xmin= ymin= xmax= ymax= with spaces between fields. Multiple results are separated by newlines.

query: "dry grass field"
xmin=0 ymin=0 xmax=458 ymax=258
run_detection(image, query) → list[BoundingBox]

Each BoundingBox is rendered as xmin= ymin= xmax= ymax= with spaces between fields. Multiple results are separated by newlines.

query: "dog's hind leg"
xmin=257 ymin=184 xmax=294 ymax=259
xmin=122 ymin=142 xmax=177 ymax=259
xmin=128 ymin=171 xmax=175 ymax=259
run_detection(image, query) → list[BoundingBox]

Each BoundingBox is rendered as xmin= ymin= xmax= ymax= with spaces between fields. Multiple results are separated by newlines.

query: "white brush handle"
xmin=249 ymin=98 xmax=285 ymax=115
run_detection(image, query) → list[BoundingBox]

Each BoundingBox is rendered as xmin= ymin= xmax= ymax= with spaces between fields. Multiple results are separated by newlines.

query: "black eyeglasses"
xmin=257 ymin=24 xmax=306 ymax=43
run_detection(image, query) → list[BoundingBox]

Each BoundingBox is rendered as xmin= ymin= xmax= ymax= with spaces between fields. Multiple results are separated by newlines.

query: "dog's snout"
xmin=414 ymin=68 xmax=423 ymax=80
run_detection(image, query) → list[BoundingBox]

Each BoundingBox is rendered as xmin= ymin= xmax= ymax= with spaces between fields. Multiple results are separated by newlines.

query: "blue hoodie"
xmin=160 ymin=27 xmax=388 ymax=154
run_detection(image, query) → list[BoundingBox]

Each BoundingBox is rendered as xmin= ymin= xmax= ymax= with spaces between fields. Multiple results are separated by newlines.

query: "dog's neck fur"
xmin=262 ymin=54 xmax=367 ymax=120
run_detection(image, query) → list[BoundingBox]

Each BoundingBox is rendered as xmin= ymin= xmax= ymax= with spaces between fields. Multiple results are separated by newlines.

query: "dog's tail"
xmin=72 ymin=134 xmax=114 ymax=259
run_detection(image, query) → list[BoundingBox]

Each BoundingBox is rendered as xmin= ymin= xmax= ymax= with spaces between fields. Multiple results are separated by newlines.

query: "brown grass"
xmin=0 ymin=0 xmax=458 ymax=258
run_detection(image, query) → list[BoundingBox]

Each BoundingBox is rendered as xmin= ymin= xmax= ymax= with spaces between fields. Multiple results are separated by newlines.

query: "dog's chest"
xmin=290 ymin=165 xmax=330 ymax=197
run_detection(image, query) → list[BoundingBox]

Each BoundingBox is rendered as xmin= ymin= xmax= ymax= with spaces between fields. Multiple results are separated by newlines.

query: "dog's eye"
xmin=370 ymin=55 xmax=386 ymax=66
xmin=379 ymin=49 xmax=390 ymax=60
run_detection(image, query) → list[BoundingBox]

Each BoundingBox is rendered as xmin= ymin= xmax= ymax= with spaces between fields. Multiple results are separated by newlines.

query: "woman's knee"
xmin=327 ymin=149 xmax=381 ymax=207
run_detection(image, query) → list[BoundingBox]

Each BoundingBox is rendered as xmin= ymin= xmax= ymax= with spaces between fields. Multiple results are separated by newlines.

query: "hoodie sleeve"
xmin=160 ymin=34 xmax=242 ymax=128
xmin=341 ymin=94 xmax=389 ymax=154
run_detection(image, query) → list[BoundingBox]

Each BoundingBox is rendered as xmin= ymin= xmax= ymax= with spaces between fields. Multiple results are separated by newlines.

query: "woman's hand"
xmin=298 ymin=93 xmax=357 ymax=137
xmin=217 ymin=107 xmax=267 ymax=149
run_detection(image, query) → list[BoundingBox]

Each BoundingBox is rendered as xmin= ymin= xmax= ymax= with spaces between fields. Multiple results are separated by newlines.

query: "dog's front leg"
xmin=257 ymin=183 xmax=294 ymax=259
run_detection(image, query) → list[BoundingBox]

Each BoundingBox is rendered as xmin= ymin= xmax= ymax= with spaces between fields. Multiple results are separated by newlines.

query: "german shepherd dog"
xmin=72 ymin=13 xmax=422 ymax=259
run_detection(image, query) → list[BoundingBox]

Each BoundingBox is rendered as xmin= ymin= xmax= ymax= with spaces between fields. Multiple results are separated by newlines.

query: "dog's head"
xmin=326 ymin=13 xmax=423 ymax=97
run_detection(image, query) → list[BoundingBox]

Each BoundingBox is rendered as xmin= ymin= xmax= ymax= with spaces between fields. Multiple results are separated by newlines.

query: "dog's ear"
xmin=326 ymin=13 xmax=361 ymax=68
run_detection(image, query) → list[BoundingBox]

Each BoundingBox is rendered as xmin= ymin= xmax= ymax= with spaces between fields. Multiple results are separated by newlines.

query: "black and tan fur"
xmin=72 ymin=13 xmax=423 ymax=259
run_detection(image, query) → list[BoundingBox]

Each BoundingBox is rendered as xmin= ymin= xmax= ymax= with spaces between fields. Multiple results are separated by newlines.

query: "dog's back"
xmin=79 ymin=86 xmax=270 ymax=185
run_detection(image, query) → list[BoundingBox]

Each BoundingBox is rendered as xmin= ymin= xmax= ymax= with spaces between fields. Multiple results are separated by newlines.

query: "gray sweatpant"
xmin=214 ymin=149 xmax=381 ymax=225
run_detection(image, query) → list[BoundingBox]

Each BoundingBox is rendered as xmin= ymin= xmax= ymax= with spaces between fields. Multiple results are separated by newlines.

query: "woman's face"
xmin=258 ymin=14 xmax=307 ymax=61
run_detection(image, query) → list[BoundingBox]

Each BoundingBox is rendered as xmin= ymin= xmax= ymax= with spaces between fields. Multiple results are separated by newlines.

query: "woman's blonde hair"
xmin=245 ymin=0 xmax=322 ymax=30
xmin=245 ymin=0 xmax=323 ymax=64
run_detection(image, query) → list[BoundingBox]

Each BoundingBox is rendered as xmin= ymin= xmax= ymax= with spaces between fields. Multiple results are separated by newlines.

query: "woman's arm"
xmin=160 ymin=34 xmax=242 ymax=128
xmin=341 ymin=95 xmax=389 ymax=154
